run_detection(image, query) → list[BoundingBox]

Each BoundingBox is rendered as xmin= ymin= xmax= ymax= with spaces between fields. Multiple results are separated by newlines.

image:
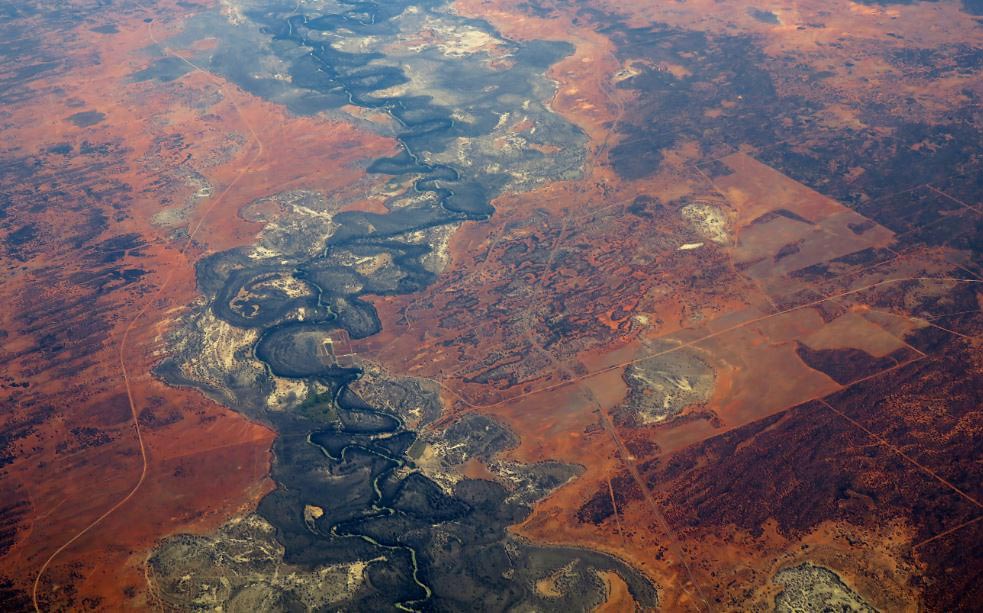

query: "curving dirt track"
xmin=1 ymin=0 xmax=981 ymax=610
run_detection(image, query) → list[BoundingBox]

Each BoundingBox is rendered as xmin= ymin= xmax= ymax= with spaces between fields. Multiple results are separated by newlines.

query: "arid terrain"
xmin=0 ymin=0 xmax=980 ymax=610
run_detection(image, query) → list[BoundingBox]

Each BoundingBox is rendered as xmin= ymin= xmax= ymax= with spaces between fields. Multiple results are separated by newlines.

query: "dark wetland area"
xmin=0 ymin=0 xmax=980 ymax=610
